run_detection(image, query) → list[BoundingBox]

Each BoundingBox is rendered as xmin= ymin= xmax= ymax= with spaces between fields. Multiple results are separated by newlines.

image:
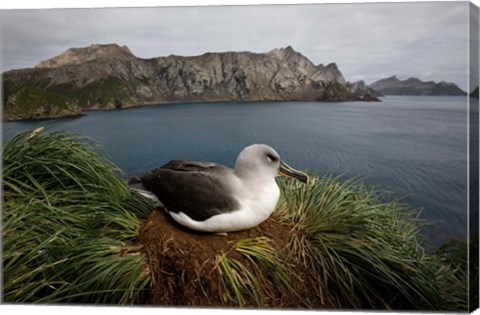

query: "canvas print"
xmin=1 ymin=1 xmax=479 ymax=312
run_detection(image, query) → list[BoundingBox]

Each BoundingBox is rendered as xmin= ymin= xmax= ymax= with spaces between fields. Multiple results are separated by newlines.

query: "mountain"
xmin=369 ymin=75 xmax=466 ymax=96
xmin=3 ymin=44 xmax=379 ymax=121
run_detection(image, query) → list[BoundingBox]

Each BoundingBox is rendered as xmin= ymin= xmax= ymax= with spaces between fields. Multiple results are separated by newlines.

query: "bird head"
xmin=234 ymin=144 xmax=310 ymax=184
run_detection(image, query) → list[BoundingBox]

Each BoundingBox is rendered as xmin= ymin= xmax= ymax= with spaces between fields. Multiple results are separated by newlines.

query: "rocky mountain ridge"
xmin=3 ymin=44 xmax=379 ymax=121
xmin=370 ymin=75 xmax=466 ymax=96
xmin=35 ymin=44 xmax=134 ymax=68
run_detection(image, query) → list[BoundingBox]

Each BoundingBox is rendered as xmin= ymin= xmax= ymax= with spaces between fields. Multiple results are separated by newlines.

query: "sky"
xmin=1 ymin=1 xmax=478 ymax=91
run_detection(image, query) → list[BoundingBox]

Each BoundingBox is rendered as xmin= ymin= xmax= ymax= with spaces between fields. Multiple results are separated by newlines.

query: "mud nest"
xmin=139 ymin=208 xmax=324 ymax=308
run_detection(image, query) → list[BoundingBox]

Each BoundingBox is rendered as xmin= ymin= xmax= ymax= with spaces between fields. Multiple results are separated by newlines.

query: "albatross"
xmin=128 ymin=144 xmax=309 ymax=232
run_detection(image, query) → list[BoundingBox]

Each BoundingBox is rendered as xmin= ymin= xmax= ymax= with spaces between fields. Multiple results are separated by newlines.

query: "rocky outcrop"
xmin=346 ymin=80 xmax=382 ymax=101
xmin=370 ymin=75 xmax=466 ymax=96
xmin=3 ymin=44 xmax=378 ymax=120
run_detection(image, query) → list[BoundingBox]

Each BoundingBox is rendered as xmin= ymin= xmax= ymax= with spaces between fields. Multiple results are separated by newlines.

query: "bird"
xmin=128 ymin=144 xmax=309 ymax=232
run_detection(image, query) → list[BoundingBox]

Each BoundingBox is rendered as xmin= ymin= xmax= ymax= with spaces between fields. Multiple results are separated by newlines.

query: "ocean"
xmin=3 ymin=96 xmax=471 ymax=246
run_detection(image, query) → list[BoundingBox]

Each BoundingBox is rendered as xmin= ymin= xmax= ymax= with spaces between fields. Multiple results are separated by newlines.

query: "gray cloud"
xmin=1 ymin=2 xmax=473 ymax=90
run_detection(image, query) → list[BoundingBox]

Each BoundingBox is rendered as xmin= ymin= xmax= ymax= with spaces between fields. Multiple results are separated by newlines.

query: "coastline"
xmin=2 ymin=97 xmax=383 ymax=122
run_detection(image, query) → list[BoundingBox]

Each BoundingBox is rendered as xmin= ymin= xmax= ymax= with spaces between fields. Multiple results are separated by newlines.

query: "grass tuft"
xmin=275 ymin=176 xmax=468 ymax=310
xmin=2 ymin=129 xmax=152 ymax=304
xmin=216 ymin=236 xmax=303 ymax=307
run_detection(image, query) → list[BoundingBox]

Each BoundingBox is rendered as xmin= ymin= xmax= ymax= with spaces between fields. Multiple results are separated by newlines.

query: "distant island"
xmin=2 ymin=44 xmax=379 ymax=121
xmin=369 ymin=75 xmax=466 ymax=96
xmin=471 ymin=86 xmax=479 ymax=98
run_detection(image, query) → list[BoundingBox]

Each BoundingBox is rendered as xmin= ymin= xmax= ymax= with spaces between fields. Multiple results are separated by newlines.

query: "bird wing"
xmin=160 ymin=160 xmax=228 ymax=173
xmin=138 ymin=164 xmax=240 ymax=222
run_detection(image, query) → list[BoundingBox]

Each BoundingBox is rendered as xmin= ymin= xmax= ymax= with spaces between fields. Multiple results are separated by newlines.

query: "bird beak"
xmin=278 ymin=160 xmax=310 ymax=184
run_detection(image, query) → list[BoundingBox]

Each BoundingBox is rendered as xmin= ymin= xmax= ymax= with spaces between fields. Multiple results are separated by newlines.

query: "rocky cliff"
xmin=370 ymin=75 xmax=466 ymax=96
xmin=346 ymin=80 xmax=381 ymax=101
xmin=3 ymin=44 xmax=378 ymax=121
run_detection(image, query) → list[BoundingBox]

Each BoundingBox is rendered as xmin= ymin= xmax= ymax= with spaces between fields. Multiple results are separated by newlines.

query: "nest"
xmin=139 ymin=208 xmax=322 ymax=308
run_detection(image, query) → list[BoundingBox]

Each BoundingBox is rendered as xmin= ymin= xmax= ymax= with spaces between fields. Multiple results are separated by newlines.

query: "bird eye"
xmin=266 ymin=153 xmax=278 ymax=162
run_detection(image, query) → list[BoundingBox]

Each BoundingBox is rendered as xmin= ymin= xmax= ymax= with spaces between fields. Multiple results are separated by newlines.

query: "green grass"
xmin=3 ymin=85 xmax=82 ymax=119
xmin=3 ymin=76 xmax=134 ymax=120
xmin=2 ymin=129 xmax=152 ymax=303
xmin=275 ymin=176 xmax=468 ymax=310
xmin=46 ymin=76 xmax=134 ymax=109
xmin=215 ymin=236 xmax=301 ymax=307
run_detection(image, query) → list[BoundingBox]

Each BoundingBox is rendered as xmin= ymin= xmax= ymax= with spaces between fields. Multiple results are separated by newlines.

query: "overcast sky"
xmin=1 ymin=1 xmax=477 ymax=90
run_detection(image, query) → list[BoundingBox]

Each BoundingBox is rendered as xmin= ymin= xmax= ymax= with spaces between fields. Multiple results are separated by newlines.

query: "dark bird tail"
xmin=128 ymin=176 xmax=163 ymax=207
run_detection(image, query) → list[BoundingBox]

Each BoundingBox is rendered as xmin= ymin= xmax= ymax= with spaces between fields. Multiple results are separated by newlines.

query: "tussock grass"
xmin=275 ymin=176 xmax=468 ymax=310
xmin=215 ymin=236 xmax=300 ymax=307
xmin=2 ymin=129 xmax=152 ymax=303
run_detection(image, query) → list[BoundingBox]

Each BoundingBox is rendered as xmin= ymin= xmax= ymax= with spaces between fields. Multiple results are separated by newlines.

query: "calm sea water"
xmin=2 ymin=96 xmax=470 ymax=246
